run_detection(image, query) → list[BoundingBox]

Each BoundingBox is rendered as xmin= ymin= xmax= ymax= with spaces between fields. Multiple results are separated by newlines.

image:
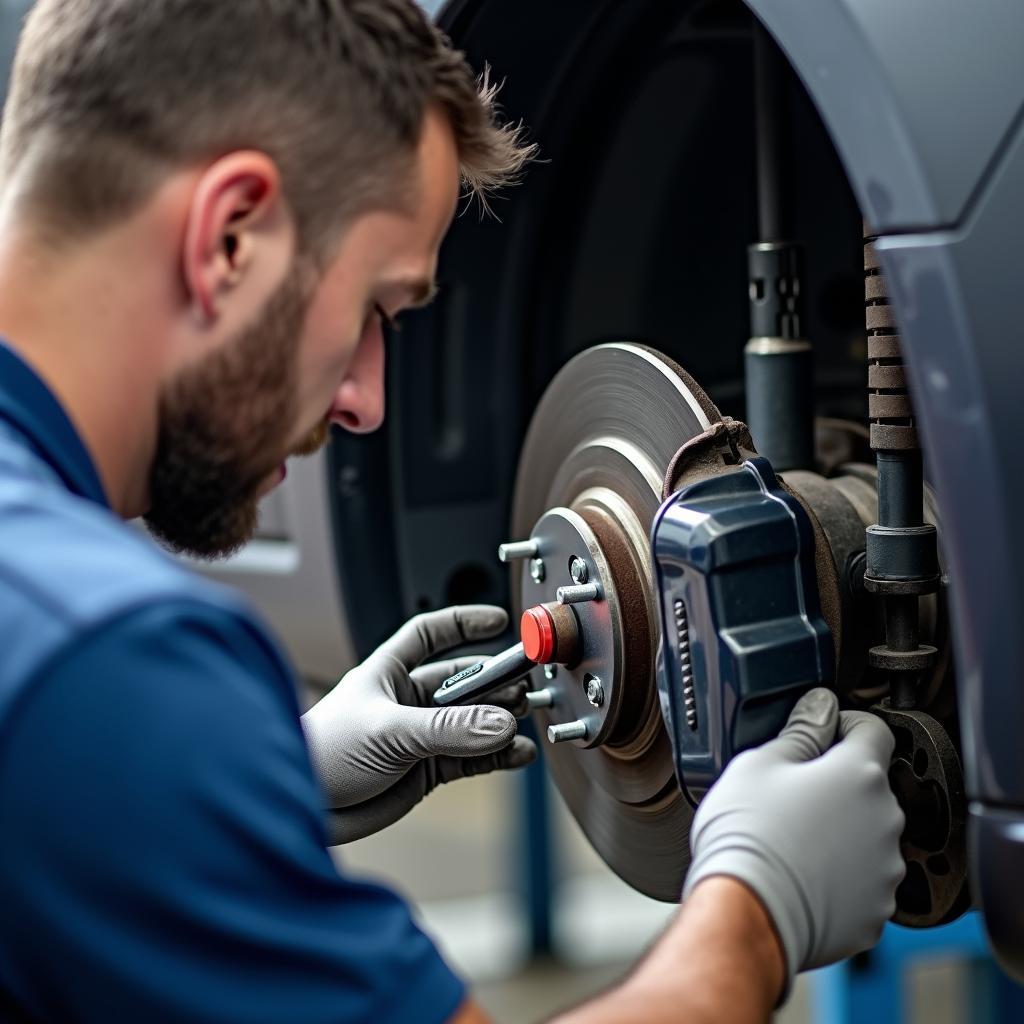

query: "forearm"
xmin=550 ymin=878 xmax=784 ymax=1024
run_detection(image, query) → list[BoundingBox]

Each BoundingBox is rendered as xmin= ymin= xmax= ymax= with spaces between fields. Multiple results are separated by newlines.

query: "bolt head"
xmin=569 ymin=557 xmax=590 ymax=585
xmin=585 ymin=675 xmax=605 ymax=707
xmin=530 ymin=558 xmax=546 ymax=584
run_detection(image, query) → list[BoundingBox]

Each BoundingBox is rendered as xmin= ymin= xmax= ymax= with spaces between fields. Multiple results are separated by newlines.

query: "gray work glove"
xmin=302 ymin=605 xmax=537 ymax=844
xmin=682 ymin=688 xmax=905 ymax=995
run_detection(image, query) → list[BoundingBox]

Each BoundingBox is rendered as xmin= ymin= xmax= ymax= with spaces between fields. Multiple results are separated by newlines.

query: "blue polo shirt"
xmin=0 ymin=341 xmax=465 ymax=1023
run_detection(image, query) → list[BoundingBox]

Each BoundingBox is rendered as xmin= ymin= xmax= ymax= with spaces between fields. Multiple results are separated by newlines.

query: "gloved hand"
xmin=682 ymin=688 xmax=905 ymax=994
xmin=302 ymin=605 xmax=537 ymax=844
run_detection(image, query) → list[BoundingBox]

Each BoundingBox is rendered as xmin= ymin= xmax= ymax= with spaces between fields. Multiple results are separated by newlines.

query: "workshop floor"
xmin=339 ymin=769 xmax=814 ymax=1023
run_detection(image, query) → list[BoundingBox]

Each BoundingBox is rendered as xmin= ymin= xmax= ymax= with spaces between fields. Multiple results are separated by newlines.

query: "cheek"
xmin=300 ymin=281 xmax=361 ymax=367
xmin=299 ymin=320 xmax=362 ymax=401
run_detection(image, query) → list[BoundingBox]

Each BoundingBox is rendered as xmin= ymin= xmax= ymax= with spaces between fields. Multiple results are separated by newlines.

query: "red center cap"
xmin=521 ymin=605 xmax=556 ymax=664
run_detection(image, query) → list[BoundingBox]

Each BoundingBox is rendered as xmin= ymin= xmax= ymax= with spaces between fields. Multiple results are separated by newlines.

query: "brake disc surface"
xmin=511 ymin=343 xmax=714 ymax=901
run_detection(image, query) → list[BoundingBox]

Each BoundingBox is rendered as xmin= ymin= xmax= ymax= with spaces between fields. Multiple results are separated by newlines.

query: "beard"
xmin=144 ymin=261 xmax=328 ymax=559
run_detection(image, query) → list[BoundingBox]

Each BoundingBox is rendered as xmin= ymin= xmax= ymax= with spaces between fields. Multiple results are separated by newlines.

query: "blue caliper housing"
xmin=652 ymin=456 xmax=834 ymax=807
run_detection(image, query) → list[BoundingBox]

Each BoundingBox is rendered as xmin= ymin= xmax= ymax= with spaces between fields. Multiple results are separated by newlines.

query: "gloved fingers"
xmin=833 ymin=710 xmax=897 ymax=768
xmin=391 ymin=702 xmax=519 ymax=759
xmin=761 ymin=688 xmax=839 ymax=764
xmin=322 ymin=781 xmax=424 ymax=845
xmin=410 ymin=655 xmax=488 ymax=695
xmin=322 ymin=738 xmax=536 ymax=844
xmin=431 ymin=735 xmax=539 ymax=786
xmin=375 ymin=605 xmax=509 ymax=671
xmin=409 ymin=658 xmax=531 ymax=716
xmin=323 ymin=737 xmax=538 ymax=845
xmin=407 ymin=655 xmax=483 ymax=709
xmin=828 ymin=712 xmax=904 ymax=832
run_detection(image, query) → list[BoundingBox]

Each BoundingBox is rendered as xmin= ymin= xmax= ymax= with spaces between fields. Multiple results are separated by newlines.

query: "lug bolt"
xmin=547 ymin=720 xmax=588 ymax=744
xmin=569 ymin=556 xmax=590 ymax=585
xmin=585 ymin=675 xmax=604 ymax=707
xmin=526 ymin=688 xmax=554 ymax=709
xmin=499 ymin=540 xmax=539 ymax=563
xmin=530 ymin=558 xmax=546 ymax=584
xmin=543 ymin=664 xmax=558 ymax=680
xmin=557 ymin=583 xmax=599 ymax=605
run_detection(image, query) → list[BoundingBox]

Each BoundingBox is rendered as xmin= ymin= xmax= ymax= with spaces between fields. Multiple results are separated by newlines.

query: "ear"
xmin=181 ymin=151 xmax=289 ymax=323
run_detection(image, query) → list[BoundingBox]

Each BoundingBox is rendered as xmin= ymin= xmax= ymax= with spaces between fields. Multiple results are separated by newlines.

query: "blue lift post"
xmin=810 ymin=915 xmax=1024 ymax=1023
xmin=517 ymin=716 xmax=554 ymax=956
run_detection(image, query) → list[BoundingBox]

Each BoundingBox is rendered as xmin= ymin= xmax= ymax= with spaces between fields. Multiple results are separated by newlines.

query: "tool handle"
xmin=433 ymin=642 xmax=535 ymax=706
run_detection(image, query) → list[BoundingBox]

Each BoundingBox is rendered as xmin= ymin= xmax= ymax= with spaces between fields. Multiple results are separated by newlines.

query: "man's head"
xmin=0 ymin=0 xmax=533 ymax=556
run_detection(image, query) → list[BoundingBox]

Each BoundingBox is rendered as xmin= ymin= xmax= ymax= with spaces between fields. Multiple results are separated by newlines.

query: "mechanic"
xmin=0 ymin=1 xmax=904 ymax=1022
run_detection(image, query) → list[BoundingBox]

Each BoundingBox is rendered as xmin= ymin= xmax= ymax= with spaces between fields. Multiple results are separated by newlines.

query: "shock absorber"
xmin=744 ymin=21 xmax=814 ymax=472
xmin=863 ymin=229 xmax=940 ymax=707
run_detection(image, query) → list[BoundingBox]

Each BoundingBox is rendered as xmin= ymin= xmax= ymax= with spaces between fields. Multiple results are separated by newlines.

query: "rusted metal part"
xmin=865 ymin=233 xmax=918 ymax=455
xmin=864 ymin=227 xmax=938 ymax=709
xmin=865 ymin=576 xmax=940 ymax=597
xmin=867 ymin=335 xmax=902 ymax=360
xmin=781 ymin=476 xmax=844 ymax=668
xmin=783 ymin=469 xmax=874 ymax=693
xmin=869 ymin=422 xmax=920 ymax=450
xmin=871 ymin=703 xmax=970 ymax=927
xmin=814 ymin=418 xmax=872 ymax=477
xmin=869 ymin=393 xmax=914 ymax=420
xmin=641 ymin=346 xmax=722 ymax=426
xmin=868 ymin=363 xmax=908 ymax=390
xmin=870 ymin=644 xmax=939 ymax=672
xmin=661 ymin=418 xmax=756 ymax=500
xmin=546 ymin=601 xmax=581 ymax=665
xmin=579 ymin=502 xmax=658 ymax=752
xmin=865 ymin=303 xmax=900 ymax=331
xmin=864 ymin=273 xmax=890 ymax=302
xmin=521 ymin=601 xmax=581 ymax=666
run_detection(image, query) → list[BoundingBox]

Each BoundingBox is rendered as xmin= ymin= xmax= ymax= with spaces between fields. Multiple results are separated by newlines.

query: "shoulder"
xmin=0 ymin=459 xmax=282 ymax=691
xmin=0 ymin=597 xmax=307 ymax=813
xmin=0 ymin=601 xmax=465 ymax=1024
xmin=0 ymin=469 xmax=243 ymax=623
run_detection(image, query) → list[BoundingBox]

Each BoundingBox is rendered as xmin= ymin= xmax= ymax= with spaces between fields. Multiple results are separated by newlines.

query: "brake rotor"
xmin=510 ymin=343 xmax=716 ymax=901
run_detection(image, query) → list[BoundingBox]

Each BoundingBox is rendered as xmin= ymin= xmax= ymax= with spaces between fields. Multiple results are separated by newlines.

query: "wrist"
xmin=685 ymin=876 xmax=786 ymax=1006
xmin=551 ymin=875 xmax=786 ymax=1024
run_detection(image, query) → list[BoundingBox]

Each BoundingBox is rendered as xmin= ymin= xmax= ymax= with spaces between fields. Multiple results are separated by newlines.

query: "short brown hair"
xmin=0 ymin=0 xmax=535 ymax=256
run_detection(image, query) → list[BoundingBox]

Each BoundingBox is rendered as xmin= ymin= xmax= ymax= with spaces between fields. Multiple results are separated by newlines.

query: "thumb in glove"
xmin=761 ymin=687 xmax=840 ymax=764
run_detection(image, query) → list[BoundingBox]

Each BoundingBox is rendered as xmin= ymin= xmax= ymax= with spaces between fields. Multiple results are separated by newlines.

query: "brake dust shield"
xmin=510 ymin=343 xmax=718 ymax=901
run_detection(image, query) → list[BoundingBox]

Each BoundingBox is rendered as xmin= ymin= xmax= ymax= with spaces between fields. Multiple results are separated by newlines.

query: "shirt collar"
xmin=0 ymin=340 xmax=110 ymax=508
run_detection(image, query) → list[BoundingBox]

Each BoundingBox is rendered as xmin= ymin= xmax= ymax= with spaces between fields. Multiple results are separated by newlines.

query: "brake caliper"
xmin=652 ymin=426 xmax=834 ymax=807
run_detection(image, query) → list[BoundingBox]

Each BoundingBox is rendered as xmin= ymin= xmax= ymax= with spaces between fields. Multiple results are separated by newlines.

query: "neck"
xmin=0 ymin=222 xmax=171 ymax=517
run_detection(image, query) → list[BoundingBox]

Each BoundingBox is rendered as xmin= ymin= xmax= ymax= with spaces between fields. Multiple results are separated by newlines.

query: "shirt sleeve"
xmin=0 ymin=600 xmax=465 ymax=1024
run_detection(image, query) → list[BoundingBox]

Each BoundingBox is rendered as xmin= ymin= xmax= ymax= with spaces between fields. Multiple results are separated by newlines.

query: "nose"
xmin=329 ymin=325 xmax=385 ymax=434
